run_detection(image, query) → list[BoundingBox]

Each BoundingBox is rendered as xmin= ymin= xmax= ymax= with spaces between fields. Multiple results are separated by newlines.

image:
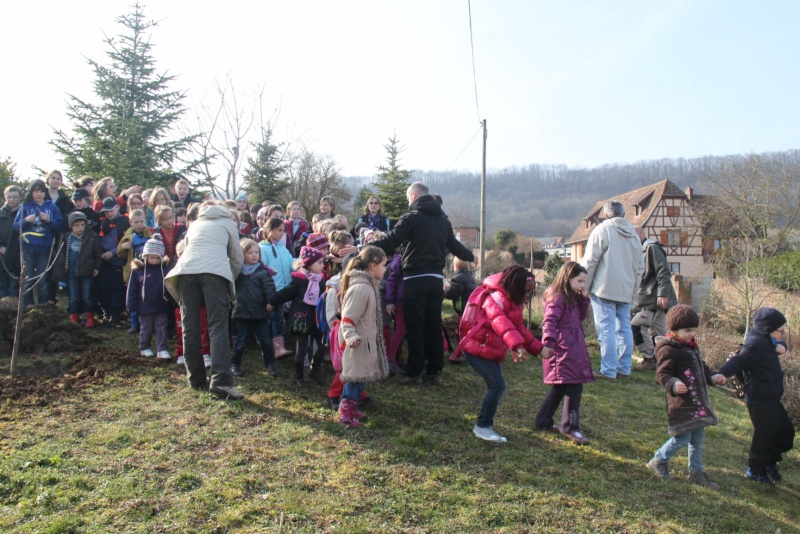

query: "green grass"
xmin=1 ymin=322 xmax=799 ymax=533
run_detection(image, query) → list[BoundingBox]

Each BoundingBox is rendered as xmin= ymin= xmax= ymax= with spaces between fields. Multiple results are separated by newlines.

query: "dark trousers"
xmin=140 ymin=313 xmax=168 ymax=352
xmin=97 ymin=262 xmax=125 ymax=317
xmin=466 ymin=353 xmax=506 ymax=428
xmin=178 ymin=274 xmax=233 ymax=390
xmin=535 ymin=384 xmax=584 ymax=432
xmin=747 ymin=402 xmax=795 ymax=475
xmin=232 ymin=319 xmax=275 ymax=368
xmin=403 ymin=275 xmax=445 ymax=378
xmin=0 ymin=261 xmax=19 ymax=298
xmin=67 ymin=274 xmax=94 ymax=314
xmin=296 ymin=331 xmax=325 ymax=379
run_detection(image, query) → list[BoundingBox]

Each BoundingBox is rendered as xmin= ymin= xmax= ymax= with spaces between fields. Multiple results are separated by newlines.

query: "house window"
xmin=667 ymin=230 xmax=682 ymax=247
xmin=669 ymin=262 xmax=681 ymax=274
xmin=666 ymin=206 xmax=680 ymax=217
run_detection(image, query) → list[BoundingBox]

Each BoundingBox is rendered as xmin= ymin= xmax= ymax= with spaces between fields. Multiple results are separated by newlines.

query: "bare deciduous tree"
xmin=280 ymin=151 xmax=352 ymax=222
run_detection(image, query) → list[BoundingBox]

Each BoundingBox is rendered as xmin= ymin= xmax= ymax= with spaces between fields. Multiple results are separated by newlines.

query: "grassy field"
xmin=0 ymin=319 xmax=799 ymax=533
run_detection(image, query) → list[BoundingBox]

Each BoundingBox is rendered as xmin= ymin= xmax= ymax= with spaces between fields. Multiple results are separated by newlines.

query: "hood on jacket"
xmin=604 ymin=216 xmax=636 ymax=239
xmin=642 ymin=237 xmax=657 ymax=249
xmin=348 ymin=270 xmax=379 ymax=288
xmin=752 ymin=307 xmax=787 ymax=334
xmin=409 ymin=194 xmax=443 ymax=217
xmin=199 ymin=204 xmax=234 ymax=221
xmin=482 ymin=272 xmax=506 ymax=292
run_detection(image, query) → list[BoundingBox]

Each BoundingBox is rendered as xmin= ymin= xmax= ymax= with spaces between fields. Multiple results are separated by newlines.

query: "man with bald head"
xmin=631 ymin=225 xmax=677 ymax=370
xmin=372 ymin=181 xmax=475 ymax=386
xmin=581 ymin=200 xmax=644 ymax=380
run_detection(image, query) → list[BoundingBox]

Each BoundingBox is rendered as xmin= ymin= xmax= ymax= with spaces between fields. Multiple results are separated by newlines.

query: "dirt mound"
xmin=0 ymin=298 xmax=103 ymax=353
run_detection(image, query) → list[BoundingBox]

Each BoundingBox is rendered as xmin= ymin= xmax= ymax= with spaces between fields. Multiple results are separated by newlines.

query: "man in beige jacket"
xmin=166 ymin=202 xmax=244 ymax=399
xmin=581 ymin=200 xmax=644 ymax=380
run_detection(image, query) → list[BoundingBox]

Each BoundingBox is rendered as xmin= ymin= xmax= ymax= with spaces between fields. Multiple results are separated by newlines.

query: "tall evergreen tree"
xmin=51 ymin=3 xmax=200 ymax=190
xmin=241 ymin=128 xmax=290 ymax=205
xmin=373 ymin=135 xmax=413 ymax=219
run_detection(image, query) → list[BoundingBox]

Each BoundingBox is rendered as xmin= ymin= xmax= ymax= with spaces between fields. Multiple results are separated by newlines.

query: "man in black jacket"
xmin=372 ymin=182 xmax=475 ymax=386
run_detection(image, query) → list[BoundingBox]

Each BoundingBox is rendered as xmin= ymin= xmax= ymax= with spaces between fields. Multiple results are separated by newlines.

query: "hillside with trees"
xmin=345 ymin=149 xmax=800 ymax=238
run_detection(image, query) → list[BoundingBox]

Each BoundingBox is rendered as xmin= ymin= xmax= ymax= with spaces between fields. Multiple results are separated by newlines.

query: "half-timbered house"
xmin=566 ymin=180 xmax=711 ymax=279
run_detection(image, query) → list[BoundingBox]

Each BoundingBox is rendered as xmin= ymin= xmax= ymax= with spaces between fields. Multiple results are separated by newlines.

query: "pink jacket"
xmin=541 ymin=292 xmax=594 ymax=384
xmin=460 ymin=273 xmax=543 ymax=362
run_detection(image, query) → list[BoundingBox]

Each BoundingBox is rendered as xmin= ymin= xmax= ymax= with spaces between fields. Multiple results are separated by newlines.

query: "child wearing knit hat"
xmin=269 ymin=246 xmax=328 ymax=387
xmin=646 ymin=304 xmax=727 ymax=489
xmin=127 ymin=235 xmax=173 ymax=359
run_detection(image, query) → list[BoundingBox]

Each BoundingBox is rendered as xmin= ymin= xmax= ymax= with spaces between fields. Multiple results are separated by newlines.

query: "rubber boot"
xmin=69 ymin=313 xmax=80 ymax=324
xmin=127 ymin=311 xmax=140 ymax=334
xmin=338 ymin=398 xmax=363 ymax=427
xmin=273 ymin=335 xmax=294 ymax=359
xmin=85 ymin=312 xmax=96 ymax=328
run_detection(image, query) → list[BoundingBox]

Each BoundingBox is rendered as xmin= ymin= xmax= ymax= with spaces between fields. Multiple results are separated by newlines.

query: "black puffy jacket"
xmin=372 ymin=195 xmax=474 ymax=277
xmin=719 ymin=307 xmax=787 ymax=404
xmin=232 ymin=264 xmax=277 ymax=321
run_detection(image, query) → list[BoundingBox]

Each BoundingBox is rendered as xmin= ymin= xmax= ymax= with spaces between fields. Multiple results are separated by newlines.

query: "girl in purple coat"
xmin=536 ymin=261 xmax=594 ymax=445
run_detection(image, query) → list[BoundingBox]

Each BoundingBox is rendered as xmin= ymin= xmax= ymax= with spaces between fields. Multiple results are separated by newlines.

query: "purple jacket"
xmin=384 ymin=253 xmax=404 ymax=305
xmin=126 ymin=260 xmax=172 ymax=316
xmin=541 ymin=292 xmax=594 ymax=385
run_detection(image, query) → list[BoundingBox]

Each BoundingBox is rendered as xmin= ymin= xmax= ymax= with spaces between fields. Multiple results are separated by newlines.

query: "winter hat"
xmin=299 ymin=245 xmax=324 ymax=269
xmin=753 ymin=307 xmax=787 ymax=334
xmin=71 ymin=189 xmax=91 ymax=201
xmin=307 ymin=232 xmax=329 ymax=251
xmin=142 ymin=234 xmax=166 ymax=258
xmin=67 ymin=211 xmax=87 ymax=228
xmin=100 ymin=197 xmax=118 ymax=212
xmin=235 ymin=193 xmax=248 ymax=202
xmin=666 ymin=304 xmax=700 ymax=332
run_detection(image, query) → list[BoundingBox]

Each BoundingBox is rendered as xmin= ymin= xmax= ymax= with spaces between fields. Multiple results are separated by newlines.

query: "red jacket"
xmin=460 ymin=273 xmax=543 ymax=362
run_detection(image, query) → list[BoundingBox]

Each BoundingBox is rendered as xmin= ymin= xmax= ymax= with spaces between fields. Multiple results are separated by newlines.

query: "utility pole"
xmin=479 ymin=119 xmax=487 ymax=280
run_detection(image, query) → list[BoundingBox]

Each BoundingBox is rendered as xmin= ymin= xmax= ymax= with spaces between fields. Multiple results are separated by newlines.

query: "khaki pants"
xmin=632 ymin=308 xmax=667 ymax=360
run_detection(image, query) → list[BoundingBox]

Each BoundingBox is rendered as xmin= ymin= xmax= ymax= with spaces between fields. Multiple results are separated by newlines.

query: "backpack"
xmin=452 ymin=285 xmax=494 ymax=358
xmin=726 ymin=345 xmax=747 ymax=399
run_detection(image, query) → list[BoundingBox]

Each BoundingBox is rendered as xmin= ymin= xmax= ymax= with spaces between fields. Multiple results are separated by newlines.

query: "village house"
xmin=566 ymin=179 xmax=713 ymax=305
xmin=452 ymin=225 xmax=481 ymax=249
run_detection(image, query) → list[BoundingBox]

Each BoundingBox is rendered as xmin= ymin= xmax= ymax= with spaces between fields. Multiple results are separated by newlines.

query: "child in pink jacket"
xmin=457 ymin=265 xmax=548 ymax=443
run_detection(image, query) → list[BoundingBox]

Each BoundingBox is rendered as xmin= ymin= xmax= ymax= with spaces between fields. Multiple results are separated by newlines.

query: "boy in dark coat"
xmin=53 ymin=212 xmax=102 ymax=327
xmin=97 ymin=197 xmax=131 ymax=327
xmin=718 ymin=307 xmax=795 ymax=485
xmin=0 ymin=185 xmax=22 ymax=297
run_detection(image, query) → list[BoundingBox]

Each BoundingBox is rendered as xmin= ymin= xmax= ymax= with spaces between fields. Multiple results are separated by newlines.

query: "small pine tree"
xmin=50 ymin=3 xmax=200 ymax=190
xmin=242 ymin=128 xmax=290 ymax=205
xmin=352 ymin=184 xmax=374 ymax=218
xmin=0 ymin=156 xmax=21 ymax=191
xmin=373 ymin=135 xmax=413 ymax=219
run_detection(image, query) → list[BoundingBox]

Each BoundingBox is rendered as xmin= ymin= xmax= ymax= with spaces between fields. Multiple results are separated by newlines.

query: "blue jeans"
xmin=590 ymin=294 xmax=633 ymax=378
xmin=232 ymin=319 xmax=275 ymax=367
xmin=0 ymin=262 xmax=19 ymax=298
xmin=22 ymin=248 xmax=51 ymax=306
xmin=268 ymin=308 xmax=283 ymax=337
xmin=654 ymin=428 xmax=705 ymax=472
xmin=466 ymin=353 xmax=507 ymax=428
xmin=67 ymin=274 xmax=94 ymax=314
xmin=342 ymin=382 xmax=365 ymax=402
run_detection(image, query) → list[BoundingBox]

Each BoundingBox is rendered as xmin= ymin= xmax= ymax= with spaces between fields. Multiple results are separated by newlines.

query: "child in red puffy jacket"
xmin=456 ymin=264 xmax=547 ymax=443
xmin=535 ymin=261 xmax=593 ymax=445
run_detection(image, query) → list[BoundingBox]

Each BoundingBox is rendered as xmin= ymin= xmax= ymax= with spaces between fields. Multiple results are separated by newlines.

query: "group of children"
xmin=2 ymin=178 xmax=794 ymax=488
xmin=454 ymin=258 xmax=794 ymax=491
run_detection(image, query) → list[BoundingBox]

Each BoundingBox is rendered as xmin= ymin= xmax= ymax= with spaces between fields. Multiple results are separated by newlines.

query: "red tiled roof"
xmin=566 ymin=179 xmax=687 ymax=244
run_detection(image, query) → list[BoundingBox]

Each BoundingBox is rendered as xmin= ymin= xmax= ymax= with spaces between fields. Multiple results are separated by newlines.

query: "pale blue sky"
xmin=2 ymin=0 xmax=798 ymax=181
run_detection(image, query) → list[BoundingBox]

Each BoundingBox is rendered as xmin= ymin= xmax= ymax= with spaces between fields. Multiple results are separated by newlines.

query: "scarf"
xmin=302 ymin=270 xmax=324 ymax=305
xmin=666 ymin=332 xmax=698 ymax=349
xmin=242 ymin=262 xmax=259 ymax=276
xmin=63 ymin=232 xmax=84 ymax=273
xmin=367 ymin=213 xmax=381 ymax=229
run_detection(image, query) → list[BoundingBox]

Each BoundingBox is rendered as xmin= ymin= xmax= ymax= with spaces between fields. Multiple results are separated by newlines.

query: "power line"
xmin=444 ymin=125 xmax=483 ymax=171
xmin=467 ymin=0 xmax=481 ymax=122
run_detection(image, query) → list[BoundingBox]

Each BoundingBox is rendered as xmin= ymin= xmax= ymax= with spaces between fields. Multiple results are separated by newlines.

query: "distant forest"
xmin=344 ymin=149 xmax=800 ymax=238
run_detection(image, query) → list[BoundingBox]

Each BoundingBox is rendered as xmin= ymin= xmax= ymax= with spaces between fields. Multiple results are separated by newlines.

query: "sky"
xmin=2 ymin=0 xmax=800 ymax=182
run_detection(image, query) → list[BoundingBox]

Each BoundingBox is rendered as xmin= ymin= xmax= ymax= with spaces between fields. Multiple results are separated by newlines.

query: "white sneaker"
xmin=140 ymin=349 xmax=154 ymax=357
xmin=473 ymin=425 xmax=508 ymax=443
xmin=157 ymin=350 xmax=171 ymax=359
xmin=203 ymin=354 xmax=212 ymax=368
xmin=176 ymin=356 xmax=185 ymax=365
